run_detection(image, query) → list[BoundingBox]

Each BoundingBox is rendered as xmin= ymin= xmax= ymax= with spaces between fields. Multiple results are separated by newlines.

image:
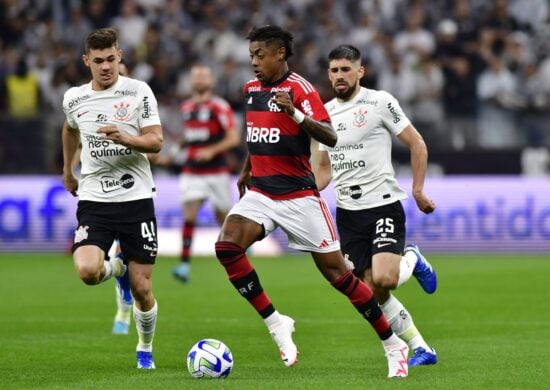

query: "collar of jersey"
xmin=260 ymin=70 xmax=291 ymax=88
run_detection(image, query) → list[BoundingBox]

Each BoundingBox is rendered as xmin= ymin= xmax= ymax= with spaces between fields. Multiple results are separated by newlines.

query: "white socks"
xmin=396 ymin=251 xmax=417 ymax=288
xmin=264 ymin=310 xmax=283 ymax=331
xmin=101 ymin=260 xmax=114 ymax=282
xmin=134 ymin=300 xmax=158 ymax=352
xmin=381 ymin=295 xmax=428 ymax=351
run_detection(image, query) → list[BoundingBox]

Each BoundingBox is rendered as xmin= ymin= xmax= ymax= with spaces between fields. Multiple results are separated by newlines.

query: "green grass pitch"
xmin=1 ymin=253 xmax=549 ymax=389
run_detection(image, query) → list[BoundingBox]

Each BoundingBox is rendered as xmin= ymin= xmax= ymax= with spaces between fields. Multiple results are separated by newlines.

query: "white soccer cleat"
xmin=385 ymin=339 xmax=409 ymax=378
xmin=269 ymin=315 xmax=298 ymax=367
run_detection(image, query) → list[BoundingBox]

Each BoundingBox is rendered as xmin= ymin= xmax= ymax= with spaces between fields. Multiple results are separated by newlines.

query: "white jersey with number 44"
xmin=320 ymin=87 xmax=410 ymax=210
xmin=63 ymin=75 xmax=161 ymax=202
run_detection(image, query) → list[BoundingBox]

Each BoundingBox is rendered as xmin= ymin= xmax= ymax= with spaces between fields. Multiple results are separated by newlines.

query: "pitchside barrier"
xmin=0 ymin=175 xmax=549 ymax=254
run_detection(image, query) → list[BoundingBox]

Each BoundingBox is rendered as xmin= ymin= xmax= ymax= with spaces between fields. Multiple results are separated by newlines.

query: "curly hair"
xmin=246 ymin=25 xmax=294 ymax=59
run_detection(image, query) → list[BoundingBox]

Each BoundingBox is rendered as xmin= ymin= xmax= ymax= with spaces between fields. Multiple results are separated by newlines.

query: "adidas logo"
xmin=319 ymin=239 xmax=329 ymax=248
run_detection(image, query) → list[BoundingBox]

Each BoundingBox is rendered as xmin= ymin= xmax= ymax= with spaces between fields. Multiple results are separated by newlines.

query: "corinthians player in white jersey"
xmin=61 ymin=28 xmax=163 ymax=370
xmin=314 ymin=45 xmax=438 ymax=367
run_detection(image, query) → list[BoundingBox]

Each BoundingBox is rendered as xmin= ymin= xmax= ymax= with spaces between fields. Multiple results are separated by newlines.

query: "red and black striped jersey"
xmin=180 ymin=95 xmax=236 ymax=174
xmin=244 ymin=71 xmax=331 ymax=200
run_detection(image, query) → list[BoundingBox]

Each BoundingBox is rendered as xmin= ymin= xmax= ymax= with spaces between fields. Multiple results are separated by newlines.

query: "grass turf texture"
xmin=0 ymin=253 xmax=548 ymax=389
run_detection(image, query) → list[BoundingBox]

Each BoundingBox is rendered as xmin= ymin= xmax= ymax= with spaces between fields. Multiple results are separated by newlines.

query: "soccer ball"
xmin=187 ymin=339 xmax=233 ymax=379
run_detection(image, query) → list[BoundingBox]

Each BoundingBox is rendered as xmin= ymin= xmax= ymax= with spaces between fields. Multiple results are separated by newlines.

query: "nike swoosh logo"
xmin=377 ymin=243 xmax=391 ymax=248
xmin=77 ymin=111 xmax=89 ymax=118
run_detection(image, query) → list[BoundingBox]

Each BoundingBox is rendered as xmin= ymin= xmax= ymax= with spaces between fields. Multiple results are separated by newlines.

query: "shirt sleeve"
xmin=294 ymin=87 xmax=331 ymax=123
xmin=137 ymin=82 xmax=162 ymax=129
xmin=62 ymin=91 xmax=78 ymax=129
xmin=377 ymin=90 xmax=411 ymax=136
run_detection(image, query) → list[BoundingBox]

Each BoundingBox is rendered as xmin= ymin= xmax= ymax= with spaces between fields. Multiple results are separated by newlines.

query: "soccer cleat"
xmin=172 ymin=262 xmax=190 ymax=283
xmin=408 ymin=346 xmax=438 ymax=366
xmin=112 ymin=320 xmax=130 ymax=335
xmin=137 ymin=351 xmax=156 ymax=369
xmin=406 ymin=244 xmax=437 ymax=294
xmin=385 ymin=339 xmax=409 ymax=378
xmin=269 ymin=315 xmax=298 ymax=367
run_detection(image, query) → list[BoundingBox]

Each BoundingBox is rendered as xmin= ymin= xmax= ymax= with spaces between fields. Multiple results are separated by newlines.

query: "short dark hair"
xmin=328 ymin=45 xmax=361 ymax=62
xmin=85 ymin=28 xmax=119 ymax=53
xmin=246 ymin=25 xmax=294 ymax=59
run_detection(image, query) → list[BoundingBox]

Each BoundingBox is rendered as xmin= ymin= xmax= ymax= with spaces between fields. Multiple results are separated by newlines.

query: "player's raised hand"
xmin=271 ymin=91 xmax=295 ymax=115
xmin=413 ymin=190 xmax=436 ymax=214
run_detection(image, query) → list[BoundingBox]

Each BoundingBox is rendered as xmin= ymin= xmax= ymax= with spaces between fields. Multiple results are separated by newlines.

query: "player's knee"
xmin=372 ymin=271 xmax=398 ymax=290
xmin=131 ymin=281 xmax=152 ymax=303
xmin=75 ymin=263 xmax=101 ymax=285
xmin=215 ymin=241 xmax=244 ymax=261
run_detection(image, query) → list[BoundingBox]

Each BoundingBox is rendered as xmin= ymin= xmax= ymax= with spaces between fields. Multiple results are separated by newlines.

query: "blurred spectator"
xmin=509 ymin=0 xmax=549 ymax=30
xmin=2 ymin=58 xmax=40 ymax=118
xmin=443 ymin=57 xmax=478 ymax=150
xmin=521 ymin=146 xmax=550 ymax=176
xmin=111 ymin=0 xmax=148 ymax=52
xmin=515 ymin=62 xmax=550 ymax=146
xmin=214 ymin=56 xmax=253 ymax=112
xmin=476 ymin=54 xmax=520 ymax=148
xmin=377 ymin=52 xmax=415 ymax=115
xmin=408 ymin=54 xmax=446 ymax=149
xmin=393 ymin=6 xmax=435 ymax=67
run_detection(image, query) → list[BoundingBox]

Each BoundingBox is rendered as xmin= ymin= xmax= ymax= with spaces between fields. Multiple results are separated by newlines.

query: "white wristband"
xmin=292 ymin=109 xmax=305 ymax=124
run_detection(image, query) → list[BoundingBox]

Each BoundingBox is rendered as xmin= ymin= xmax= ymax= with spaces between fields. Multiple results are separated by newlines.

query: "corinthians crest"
xmin=114 ymin=102 xmax=130 ymax=121
xmin=353 ymin=108 xmax=368 ymax=127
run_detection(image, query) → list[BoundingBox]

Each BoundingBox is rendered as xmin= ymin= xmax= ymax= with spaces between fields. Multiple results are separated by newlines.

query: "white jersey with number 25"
xmin=320 ymin=87 xmax=410 ymax=210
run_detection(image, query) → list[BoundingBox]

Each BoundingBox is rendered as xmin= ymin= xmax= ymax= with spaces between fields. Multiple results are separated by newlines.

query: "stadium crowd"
xmin=1 ymin=0 xmax=550 ymax=174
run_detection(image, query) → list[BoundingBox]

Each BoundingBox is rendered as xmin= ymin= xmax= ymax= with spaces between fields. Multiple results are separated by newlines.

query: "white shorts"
xmin=179 ymin=172 xmax=232 ymax=212
xmin=228 ymin=190 xmax=340 ymax=253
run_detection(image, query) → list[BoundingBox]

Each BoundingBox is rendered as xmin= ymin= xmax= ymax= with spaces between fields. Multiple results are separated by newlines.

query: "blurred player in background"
xmin=214 ymin=25 xmax=409 ymax=378
xmin=61 ymin=28 xmax=163 ymax=369
xmin=314 ymin=44 xmax=438 ymax=366
xmin=172 ymin=65 xmax=240 ymax=283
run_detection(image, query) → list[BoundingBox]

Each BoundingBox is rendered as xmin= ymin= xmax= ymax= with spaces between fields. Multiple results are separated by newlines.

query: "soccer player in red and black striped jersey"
xmin=173 ymin=65 xmax=240 ymax=283
xmin=214 ymin=25 xmax=409 ymax=378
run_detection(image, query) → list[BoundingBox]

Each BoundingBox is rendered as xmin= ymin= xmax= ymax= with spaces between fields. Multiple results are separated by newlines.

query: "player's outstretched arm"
xmin=397 ymin=124 xmax=436 ymax=214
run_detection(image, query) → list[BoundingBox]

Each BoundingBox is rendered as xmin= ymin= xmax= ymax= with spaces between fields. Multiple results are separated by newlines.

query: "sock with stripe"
xmin=215 ymin=241 xmax=275 ymax=318
xmin=181 ymin=220 xmax=194 ymax=263
xmin=332 ymin=270 xmax=393 ymax=341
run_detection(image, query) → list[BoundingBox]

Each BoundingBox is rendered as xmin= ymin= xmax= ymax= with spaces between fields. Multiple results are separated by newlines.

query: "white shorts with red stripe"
xmin=228 ymin=190 xmax=340 ymax=253
xmin=179 ymin=172 xmax=232 ymax=212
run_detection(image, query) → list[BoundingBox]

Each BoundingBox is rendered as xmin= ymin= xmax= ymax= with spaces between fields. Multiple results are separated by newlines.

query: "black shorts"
xmin=72 ymin=198 xmax=158 ymax=264
xmin=336 ymin=201 xmax=406 ymax=277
